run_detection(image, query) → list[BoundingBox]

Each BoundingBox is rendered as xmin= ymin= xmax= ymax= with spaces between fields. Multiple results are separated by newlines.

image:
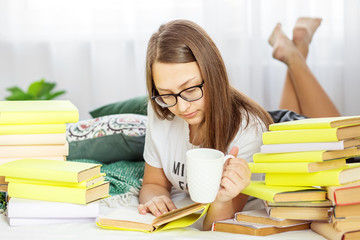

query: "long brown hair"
xmin=146 ymin=19 xmax=273 ymax=153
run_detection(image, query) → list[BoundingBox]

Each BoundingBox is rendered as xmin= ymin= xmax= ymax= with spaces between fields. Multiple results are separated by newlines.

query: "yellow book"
xmin=265 ymin=163 xmax=360 ymax=186
xmin=253 ymin=148 xmax=358 ymax=163
xmin=263 ymin=125 xmax=360 ymax=144
xmin=96 ymin=202 xmax=209 ymax=233
xmin=241 ymin=181 xmax=326 ymax=203
xmin=0 ymin=124 xmax=66 ymax=135
xmin=0 ymin=100 xmax=79 ymax=125
xmin=0 ymin=159 xmax=101 ymax=183
xmin=249 ymin=159 xmax=346 ymax=173
xmin=7 ymin=181 xmax=110 ymax=205
xmin=5 ymin=173 xmax=106 ymax=188
xmin=269 ymin=116 xmax=360 ymax=131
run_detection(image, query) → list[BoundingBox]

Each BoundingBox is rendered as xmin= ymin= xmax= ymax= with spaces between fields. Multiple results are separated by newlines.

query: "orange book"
xmin=327 ymin=181 xmax=360 ymax=206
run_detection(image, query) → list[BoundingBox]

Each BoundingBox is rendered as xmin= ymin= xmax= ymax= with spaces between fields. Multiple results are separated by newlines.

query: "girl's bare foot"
xmin=268 ymin=23 xmax=300 ymax=64
xmin=292 ymin=17 xmax=322 ymax=57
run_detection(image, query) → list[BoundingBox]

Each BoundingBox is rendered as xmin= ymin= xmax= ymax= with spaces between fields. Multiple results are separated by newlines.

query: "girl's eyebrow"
xmin=156 ymin=77 xmax=198 ymax=91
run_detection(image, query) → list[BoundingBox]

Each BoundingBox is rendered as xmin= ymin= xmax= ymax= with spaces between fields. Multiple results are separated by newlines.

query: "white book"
xmin=7 ymin=217 xmax=95 ymax=226
xmin=7 ymin=198 xmax=99 ymax=218
xmin=260 ymin=139 xmax=360 ymax=154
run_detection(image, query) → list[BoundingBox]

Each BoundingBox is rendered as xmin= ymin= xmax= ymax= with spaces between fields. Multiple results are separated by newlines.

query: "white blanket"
xmin=0 ymin=195 xmax=327 ymax=240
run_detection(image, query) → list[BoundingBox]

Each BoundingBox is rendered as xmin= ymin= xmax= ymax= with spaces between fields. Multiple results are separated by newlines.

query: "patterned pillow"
xmin=66 ymin=114 xmax=147 ymax=163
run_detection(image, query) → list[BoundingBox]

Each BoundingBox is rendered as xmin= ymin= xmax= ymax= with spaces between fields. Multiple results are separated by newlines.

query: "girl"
xmin=137 ymin=19 xmax=273 ymax=230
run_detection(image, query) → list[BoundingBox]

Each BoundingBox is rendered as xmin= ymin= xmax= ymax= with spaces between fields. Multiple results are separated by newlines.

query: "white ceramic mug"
xmin=186 ymin=148 xmax=234 ymax=203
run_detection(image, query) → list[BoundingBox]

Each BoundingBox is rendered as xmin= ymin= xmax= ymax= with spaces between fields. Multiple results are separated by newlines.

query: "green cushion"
xmin=66 ymin=114 xmax=147 ymax=163
xmin=89 ymin=96 xmax=148 ymax=118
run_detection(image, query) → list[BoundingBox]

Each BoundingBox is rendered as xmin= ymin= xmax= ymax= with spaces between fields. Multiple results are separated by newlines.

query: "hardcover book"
xmin=311 ymin=221 xmax=360 ymax=240
xmin=7 ymin=198 xmax=99 ymax=218
xmin=260 ymin=139 xmax=360 ymax=153
xmin=0 ymin=100 xmax=79 ymax=124
xmin=96 ymin=202 xmax=209 ymax=233
xmin=0 ymin=143 xmax=69 ymax=158
xmin=0 ymin=123 xmax=66 ymax=135
xmin=0 ymin=158 xmax=101 ymax=183
xmin=0 ymin=133 xmax=67 ymax=145
xmin=212 ymin=218 xmax=310 ymax=236
xmin=235 ymin=209 xmax=309 ymax=227
xmin=265 ymin=163 xmax=360 ymax=186
xmin=249 ymin=159 xmax=346 ymax=173
xmin=264 ymin=204 xmax=332 ymax=221
xmin=333 ymin=203 xmax=360 ymax=219
xmin=269 ymin=116 xmax=360 ymax=131
xmin=242 ymin=181 xmax=326 ymax=203
xmin=7 ymin=181 xmax=110 ymax=204
xmin=262 ymin=125 xmax=360 ymax=144
xmin=253 ymin=148 xmax=358 ymax=163
xmin=326 ymin=181 xmax=360 ymax=206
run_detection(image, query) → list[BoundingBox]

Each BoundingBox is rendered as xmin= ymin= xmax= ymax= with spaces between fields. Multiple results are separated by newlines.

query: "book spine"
xmin=0 ymin=133 xmax=67 ymax=145
xmin=249 ymin=162 xmax=310 ymax=173
xmin=0 ymin=142 xmax=69 ymax=157
xmin=260 ymin=141 xmax=344 ymax=153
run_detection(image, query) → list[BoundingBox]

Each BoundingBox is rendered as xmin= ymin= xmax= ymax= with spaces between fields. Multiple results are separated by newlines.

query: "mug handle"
xmin=223 ymin=154 xmax=235 ymax=164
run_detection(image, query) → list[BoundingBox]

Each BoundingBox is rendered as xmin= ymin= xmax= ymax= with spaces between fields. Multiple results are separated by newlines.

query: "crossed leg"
xmin=268 ymin=17 xmax=340 ymax=117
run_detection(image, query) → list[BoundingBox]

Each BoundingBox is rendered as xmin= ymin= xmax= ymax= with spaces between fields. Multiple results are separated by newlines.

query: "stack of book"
xmin=0 ymin=158 xmax=110 ymax=226
xmin=242 ymin=116 xmax=360 ymax=237
xmin=0 ymin=100 xmax=80 ymax=192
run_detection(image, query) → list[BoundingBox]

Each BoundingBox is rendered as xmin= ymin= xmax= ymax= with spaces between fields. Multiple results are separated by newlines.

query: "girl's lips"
xmin=183 ymin=111 xmax=197 ymax=118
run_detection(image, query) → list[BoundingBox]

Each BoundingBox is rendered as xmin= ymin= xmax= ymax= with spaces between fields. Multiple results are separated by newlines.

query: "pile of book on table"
xmin=0 ymin=100 xmax=110 ymax=226
xmin=213 ymin=116 xmax=360 ymax=239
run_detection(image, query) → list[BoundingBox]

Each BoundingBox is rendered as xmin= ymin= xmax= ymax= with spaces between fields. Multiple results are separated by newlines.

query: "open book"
xmin=96 ymin=202 xmax=209 ymax=233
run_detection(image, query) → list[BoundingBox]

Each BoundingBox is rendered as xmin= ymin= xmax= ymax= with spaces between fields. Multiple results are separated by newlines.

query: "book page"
xmin=100 ymin=206 xmax=155 ymax=225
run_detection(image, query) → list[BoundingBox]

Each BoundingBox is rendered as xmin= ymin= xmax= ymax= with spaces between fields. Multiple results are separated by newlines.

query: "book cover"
xmin=5 ymin=173 xmax=106 ymax=188
xmin=241 ymin=181 xmax=326 ymax=203
xmin=0 ymin=158 xmax=101 ymax=183
xmin=0 ymin=133 xmax=67 ymax=145
xmin=265 ymin=163 xmax=360 ymax=186
xmin=262 ymin=125 xmax=360 ymax=144
xmin=96 ymin=202 xmax=209 ymax=233
xmin=211 ymin=218 xmax=310 ymax=236
xmin=7 ymin=181 xmax=110 ymax=205
xmin=269 ymin=116 xmax=360 ymax=131
xmin=0 ymin=123 xmax=66 ymax=135
xmin=7 ymin=198 xmax=99 ymax=218
xmin=311 ymin=221 xmax=360 ymax=240
xmin=0 ymin=100 xmax=79 ymax=124
xmin=253 ymin=148 xmax=358 ymax=163
xmin=235 ymin=209 xmax=309 ymax=227
xmin=327 ymin=181 xmax=360 ymax=206
xmin=0 ymin=142 xmax=69 ymax=157
xmin=260 ymin=139 xmax=360 ymax=154
xmin=249 ymin=159 xmax=346 ymax=173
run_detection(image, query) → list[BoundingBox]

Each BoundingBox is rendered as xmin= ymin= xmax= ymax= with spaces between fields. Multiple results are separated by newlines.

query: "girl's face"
xmin=152 ymin=61 xmax=205 ymax=128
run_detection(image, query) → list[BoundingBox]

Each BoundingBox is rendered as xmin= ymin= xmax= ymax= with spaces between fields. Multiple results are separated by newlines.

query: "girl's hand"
xmin=137 ymin=195 xmax=177 ymax=217
xmin=215 ymin=146 xmax=251 ymax=203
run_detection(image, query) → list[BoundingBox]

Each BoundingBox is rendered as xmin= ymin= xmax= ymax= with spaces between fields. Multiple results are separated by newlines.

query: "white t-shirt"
xmin=143 ymin=103 xmax=266 ymax=194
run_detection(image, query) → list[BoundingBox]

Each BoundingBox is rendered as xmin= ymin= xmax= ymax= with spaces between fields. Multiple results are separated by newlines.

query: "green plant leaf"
xmin=46 ymin=90 xmax=66 ymax=100
xmin=38 ymin=81 xmax=56 ymax=98
xmin=6 ymin=86 xmax=26 ymax=95
xmin=27 ymin=79 xmax=45 ymax=98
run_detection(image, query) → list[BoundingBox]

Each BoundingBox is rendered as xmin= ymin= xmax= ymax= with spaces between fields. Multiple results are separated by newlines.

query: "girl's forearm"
xmin=203 ymin=200 xmax=234 ymax=230
xmin=139 ymin=183 xmax=171 ymax=204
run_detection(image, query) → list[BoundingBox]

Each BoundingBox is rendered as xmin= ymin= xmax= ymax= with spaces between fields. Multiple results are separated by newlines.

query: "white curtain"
xmin=0 ymin=0 xmax=359 ymax=120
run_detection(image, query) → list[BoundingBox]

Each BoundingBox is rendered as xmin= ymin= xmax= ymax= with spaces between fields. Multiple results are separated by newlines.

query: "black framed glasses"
xmin=152 ymin=81 xmax=205 ymax=108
